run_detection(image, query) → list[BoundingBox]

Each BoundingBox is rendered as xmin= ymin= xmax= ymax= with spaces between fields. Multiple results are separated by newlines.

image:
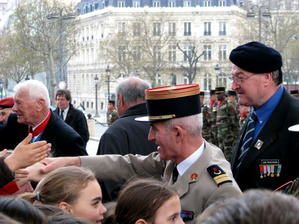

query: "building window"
xmin=203 ymin=73 xmax=212 ymax=90
xmin=203 ymin=45 xmax=212 ymax=61
xmin=168 ymin=22 xmax=176 ymax=36
xmin=153 ymin=0 xmax=160 ymax=7
xmin=132 ymin=0 xmax=140 ymax=7
xmin=219 ymin=22 xmax=226 ymax=36
xmin=95 ymin=3 xmax=99 ymax=9
xmin=218 ymin=45 xmax=227 ymax=61
xmin=154 ymin=46 xmax=161 ymax=63
xmin=203 ymin=0 xmax=212 ymax=6
xmin=133 ymin=22 xmax=141 ymax=36
xmin=183 ymin=0 xmax=191 ymax=7
xmin=132 ymin=46 xmax=141 ymax=61
xmin=118 ymin=46 xmax=126 ymax=62
xmin=168 ymin=45 xmax=176 ymax=62
xmin=117 ymin=0 xmax=125 ymax=7
xmin=218 ymin=0 xmax=226 ymax=6
xmin=168 ymin=0 xmax=176 ymax=7
xmin=184 ymin=22 xmax=191 ymax=36
xmin=153 ymin=22 xmax=161 ymax=36
xmin=204 ymin=22 xmax=211 ymax=36
xmin=118 ymin=22 xmax=125 ymax=33
xmin=184 ymin=45 xmax=193 ymax=62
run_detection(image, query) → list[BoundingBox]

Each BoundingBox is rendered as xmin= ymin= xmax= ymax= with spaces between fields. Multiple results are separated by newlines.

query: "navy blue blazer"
xmin=231 ymin=90 xmax=299 ymax=191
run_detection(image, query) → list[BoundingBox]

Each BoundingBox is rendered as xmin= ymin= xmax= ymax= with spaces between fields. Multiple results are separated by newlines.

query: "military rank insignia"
xmin=259 ymin=159 xmax=281 ymax=178
xmin=207 ymin=165 xmax=232 ymax=186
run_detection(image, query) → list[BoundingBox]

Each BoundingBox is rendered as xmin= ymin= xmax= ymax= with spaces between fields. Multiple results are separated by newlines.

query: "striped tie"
xmin=236 ymin=112 xmax=257 ymax=168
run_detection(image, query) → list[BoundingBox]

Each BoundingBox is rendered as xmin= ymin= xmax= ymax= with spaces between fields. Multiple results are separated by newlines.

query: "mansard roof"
xmin=76 ymin=0 xmax=241 ymax=14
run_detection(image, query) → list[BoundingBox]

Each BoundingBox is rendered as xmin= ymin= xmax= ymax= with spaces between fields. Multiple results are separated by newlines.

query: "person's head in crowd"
xmin=13 ymin=80 xmax=50 ymax=127
xmin=209 ymin=89 xmax=216 ymax=103
xmin=0 ymin=197 xmax=46 ymax=224
xmin=215 ymin=87 xmax=226 ymax=101
xmin=137 ymin=84 xmax=202 ymax=164
xmin=55 ymin=89 xmax=71 ymax=111
xmin=0 ymin=97 xmax=14 ymax=125
xmin=107 ymin=100 xmax=116 ymax=113
xmin=197 ymin=189 xmax=299 ymax=224
xmin=24 ymin=166 xmax=106 ymax=224
xmin=115 ymin=178 xmax=184 ymax=224
xmin=115 ymin=77 xmax=150 ymax=116
xmin=227 ymin=90 xmax=237 ymax=103
xmin=230 ymin=41 xmax=283 ymax=108
xmin=0 ymin=213 xmax=21 ymax=224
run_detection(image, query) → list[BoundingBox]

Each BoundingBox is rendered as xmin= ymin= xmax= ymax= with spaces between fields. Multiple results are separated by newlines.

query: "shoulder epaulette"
xmin=207 ymin=165 xmax=232 ymax=187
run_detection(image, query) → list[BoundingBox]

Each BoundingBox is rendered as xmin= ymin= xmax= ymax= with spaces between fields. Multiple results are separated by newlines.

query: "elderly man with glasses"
xmin=229 ymin=41 xmax=299 ymax=192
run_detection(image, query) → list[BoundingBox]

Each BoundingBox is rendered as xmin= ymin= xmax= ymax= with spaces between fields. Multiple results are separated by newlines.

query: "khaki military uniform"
xmin=80 ymin=141 xmax=241 ymax=223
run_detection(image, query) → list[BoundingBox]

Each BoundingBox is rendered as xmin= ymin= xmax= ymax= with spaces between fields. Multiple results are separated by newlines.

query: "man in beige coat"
xmin=34 ymin=84 xmax=241 ymax=223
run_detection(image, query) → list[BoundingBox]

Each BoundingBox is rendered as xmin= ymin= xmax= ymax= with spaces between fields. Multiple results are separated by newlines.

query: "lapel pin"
xmin=190 ymin=173 xmax=199 ymax=181
xmin=254 ymin=139 xmax=264 ymax=150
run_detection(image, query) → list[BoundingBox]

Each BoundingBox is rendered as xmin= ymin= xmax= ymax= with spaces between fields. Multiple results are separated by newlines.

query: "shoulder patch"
xmin=207 ymin=165 xmax=232 ymax=187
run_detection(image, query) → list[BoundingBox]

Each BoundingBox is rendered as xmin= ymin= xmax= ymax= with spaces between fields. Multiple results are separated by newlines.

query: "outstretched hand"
xmin=40 ymin=157 xmax=81 ymax=175
xmin=4 ymin=134 xmax=51 ymax=172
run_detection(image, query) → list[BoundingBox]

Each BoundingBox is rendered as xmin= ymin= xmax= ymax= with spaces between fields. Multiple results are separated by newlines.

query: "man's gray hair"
xmin=271 ymin=70 xmax=281 ymax=85
xmin=116 ymin=77 xmax=151 ymax=104
xmin=165 ymin=114 xmax=203 ymax=136
xmin=14 ymin=80 xmax=50 ymax=108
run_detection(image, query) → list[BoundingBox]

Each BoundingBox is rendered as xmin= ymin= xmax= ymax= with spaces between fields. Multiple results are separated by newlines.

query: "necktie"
xmin=60 ymin=110 xmax=64 ymax=120
xmin=172 ymin=166 xmax=179 ymax=183
xmin=236 ymin=111 xmax=258 ymax=168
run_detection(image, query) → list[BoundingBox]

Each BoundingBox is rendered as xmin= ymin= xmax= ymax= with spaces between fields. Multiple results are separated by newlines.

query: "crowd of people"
xmin=0 ymin=41 xmax=299 ymax=224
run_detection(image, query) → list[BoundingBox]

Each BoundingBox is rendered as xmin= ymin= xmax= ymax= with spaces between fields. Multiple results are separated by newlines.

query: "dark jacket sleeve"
xmin=0 ymin=157 xmax=15 ymax=188
xmin=74 ymin=111 xmax=90 ymax=145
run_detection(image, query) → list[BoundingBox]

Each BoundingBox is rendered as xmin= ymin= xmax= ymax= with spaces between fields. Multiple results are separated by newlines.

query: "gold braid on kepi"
xmin=136 ymin=84 xmax=201 ymax=122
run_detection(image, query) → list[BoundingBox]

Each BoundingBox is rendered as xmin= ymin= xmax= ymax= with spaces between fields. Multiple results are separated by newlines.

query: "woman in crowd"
xmin=22 ymin=166 xmax=106 ymax=224
xmin=114 ymin=178 xmax=184 ymax=224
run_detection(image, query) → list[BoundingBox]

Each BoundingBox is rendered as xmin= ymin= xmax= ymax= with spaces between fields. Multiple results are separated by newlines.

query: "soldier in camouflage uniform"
xmin=227 ymin=90 xmax=239 ymax=112
xmin=107 ymin=100 xmax=119 ymax=126
xmin=208 ymin=89 xmax=218 ymax=146
xmin=215 ymin=87 xmax=240 ymax=161
xmin=201 ymin=91 xmax=212 ymax=142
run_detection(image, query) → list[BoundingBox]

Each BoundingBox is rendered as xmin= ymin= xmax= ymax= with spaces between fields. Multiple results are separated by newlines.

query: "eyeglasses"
xmin=229 ymin=74 xmax=258 ymax=84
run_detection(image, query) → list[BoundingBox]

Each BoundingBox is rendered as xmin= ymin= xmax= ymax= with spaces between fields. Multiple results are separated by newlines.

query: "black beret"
xmin=210 ymin=89 xmax=216 ymax=95
xmin=227 ymin=90 xmax=237 ymax=96
xmin=215 ymin=87 xmax=226 ymax=93
xmin=199 ymin=91 xmax=205 ymax=96
xmin=229 ymin=41 xmax=282 ymax=74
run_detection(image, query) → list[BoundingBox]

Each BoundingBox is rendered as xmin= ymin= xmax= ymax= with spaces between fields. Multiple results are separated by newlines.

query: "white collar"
xmin=61 ymin=106 xmax=69 ymax=120
xmin=177 ymin=142 xmax=205 ymax=176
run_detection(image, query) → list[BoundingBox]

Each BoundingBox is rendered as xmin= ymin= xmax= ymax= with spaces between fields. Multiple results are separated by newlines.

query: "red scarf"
xmin=29 ymin=111 xmax=51 ymax=137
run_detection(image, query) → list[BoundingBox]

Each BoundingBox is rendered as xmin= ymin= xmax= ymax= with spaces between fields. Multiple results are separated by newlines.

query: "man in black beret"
xmin=229 ymin=41 xmax=299 ymax=191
